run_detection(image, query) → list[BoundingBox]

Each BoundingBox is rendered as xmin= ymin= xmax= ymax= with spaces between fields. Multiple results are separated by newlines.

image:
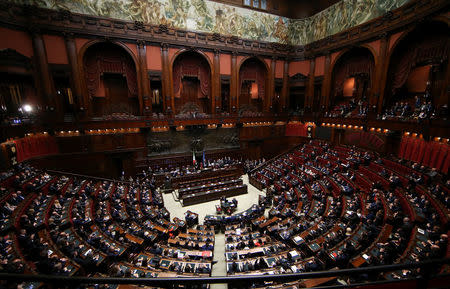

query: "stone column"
xmin=138 ymin=41 xmax=151 ymax=114
xmin=212 ymin=49 xmax=220 ymax=114
xmin=230 ymin=52 xmax=238 ymax=113
xmin=306 ymin=58 xmax=315 ymax=110
xmin=64 ymin=33 xmax=83 ymax=111
xmin=321 ymin=53 xmax=331 ymax=109
xmin=281 ymin=59 xmax=289 ymax=112
xmin=374 ymin=34 xmax=389 ymax=114
xmin=161 ymin=43 xmax=171 ymax=113
xmin=268 ymin=57 xmax=276 ymax=112
xmin=31 ymin=30 xmax=56 ymax=112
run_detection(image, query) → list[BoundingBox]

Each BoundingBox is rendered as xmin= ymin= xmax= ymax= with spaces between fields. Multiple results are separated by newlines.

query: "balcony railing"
xmin=0 ymin=258 xmax=448 ymax=288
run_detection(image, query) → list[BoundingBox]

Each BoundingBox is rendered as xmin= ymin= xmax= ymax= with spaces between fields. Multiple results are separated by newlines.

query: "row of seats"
xmin=235 ymin=140 xmax=449 ymax=288
xmin=0 ymin=165 xmax=216 ymax=289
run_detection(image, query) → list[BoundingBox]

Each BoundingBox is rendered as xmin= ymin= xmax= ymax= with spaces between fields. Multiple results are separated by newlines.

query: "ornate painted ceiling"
xmin=16 ymin=0 xmax=410 ymax=45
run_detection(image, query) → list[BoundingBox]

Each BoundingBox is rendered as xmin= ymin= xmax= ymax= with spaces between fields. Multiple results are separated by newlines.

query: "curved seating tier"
xmin=240 ymin=140 xmax=448 ymax=287
xmin=1 ymin=140 xmax=449 ymax=289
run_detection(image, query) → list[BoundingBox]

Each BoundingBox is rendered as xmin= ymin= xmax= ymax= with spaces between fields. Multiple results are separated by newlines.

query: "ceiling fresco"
xmin=16 ymin=0 xmax=410 ymax=45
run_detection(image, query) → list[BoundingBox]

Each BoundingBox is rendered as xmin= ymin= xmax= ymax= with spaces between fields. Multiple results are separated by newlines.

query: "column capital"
xmin=28 ymin=26 xmax=41 ymax=37
xmin=161 ymin=43 xmax=169 ymax=51
xmin=62 ymin=32 xmax=75 ymax=40
xmin=378 ymin=32 xmax=389 ymax=40
xmin=137 ymin=40 xmax=146 ymax=47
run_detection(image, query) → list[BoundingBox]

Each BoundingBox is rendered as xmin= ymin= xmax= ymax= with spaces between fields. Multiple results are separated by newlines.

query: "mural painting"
xmin=15 ymin=0 xmax=410 ymax=45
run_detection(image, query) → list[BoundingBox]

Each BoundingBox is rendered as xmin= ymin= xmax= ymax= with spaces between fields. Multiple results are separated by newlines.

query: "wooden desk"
xmin=181 ymin=185 xmax=247 ymax=206
xmin=301 ymin=276 xmax=337 ymax=288
xmin=173 ymin=167 xmax=243 ymax=188
xmin=178 ymin=179 xmax=243 ymax=198
xmin=259 ymin=217 xmax=279 ymax=230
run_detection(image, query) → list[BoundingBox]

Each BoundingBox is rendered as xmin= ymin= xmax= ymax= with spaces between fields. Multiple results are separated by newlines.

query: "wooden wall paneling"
xmin=0 ymin=27 xmax=33 ymax=57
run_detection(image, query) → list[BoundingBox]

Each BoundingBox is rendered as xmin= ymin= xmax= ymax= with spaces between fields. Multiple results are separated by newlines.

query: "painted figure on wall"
xmin=24 ymin=0 xmax=411 ymax=45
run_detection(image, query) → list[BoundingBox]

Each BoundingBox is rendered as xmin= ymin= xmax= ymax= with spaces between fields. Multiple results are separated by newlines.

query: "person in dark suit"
xmin=305 ymin=258 xmax=321 ymax=271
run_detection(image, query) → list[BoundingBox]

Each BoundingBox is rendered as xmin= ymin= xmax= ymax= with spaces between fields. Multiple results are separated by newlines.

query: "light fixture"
xmin=22 ymin=104 xmax=33 ymax=113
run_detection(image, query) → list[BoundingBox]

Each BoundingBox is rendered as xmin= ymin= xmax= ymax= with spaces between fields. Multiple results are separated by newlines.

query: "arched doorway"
xmin=0 ymin=49 xmax=38 ymax=120
xmin=172 ymin=51 xmax=211 ymax=115
xmin=238 ymin=58 xmax=268 ymax=114
xmin=82 ymin=42 xmax=139 ymax=117
xmin=330 ymin=47 xmax=374 ymax=117
xmin=385 ymin=21 xmax=449 ymax=111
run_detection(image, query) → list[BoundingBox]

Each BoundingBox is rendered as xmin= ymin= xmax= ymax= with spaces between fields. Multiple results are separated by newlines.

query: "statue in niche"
xmin=190 ymin=137 xmax=204 ymax=152
xmin=222 ymin=133 xmax=239 ymax=146
xmin=148 ymin=139 xmax=172 ymax=154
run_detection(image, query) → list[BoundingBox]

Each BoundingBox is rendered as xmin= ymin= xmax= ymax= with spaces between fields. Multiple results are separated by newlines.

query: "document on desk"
xmin=293 ymin=236 xmax=304 ymax=245
xmin=289 ymin=250 xmax=300 ymax=260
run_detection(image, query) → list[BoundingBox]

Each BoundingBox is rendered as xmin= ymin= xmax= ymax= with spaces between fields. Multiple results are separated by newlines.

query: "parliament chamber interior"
xmin=0 ymin=0 xmax=449 ymax=288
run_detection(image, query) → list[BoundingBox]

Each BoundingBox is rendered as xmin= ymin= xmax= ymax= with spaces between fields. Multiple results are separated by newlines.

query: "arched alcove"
xmin=82 ymin=42 xmax=139 ymax=117
xmin=385 ymin=21 xmax=449 ymax=109
xmin=238 ymin=57 xmax=268 ymax=114
xmin=172 ymin=51 xmax=212 ymax=115
xmin=330 ymin=47 xmax=375 ymax=115
xmin=0 ymin=49 xmax=37 ymax=119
